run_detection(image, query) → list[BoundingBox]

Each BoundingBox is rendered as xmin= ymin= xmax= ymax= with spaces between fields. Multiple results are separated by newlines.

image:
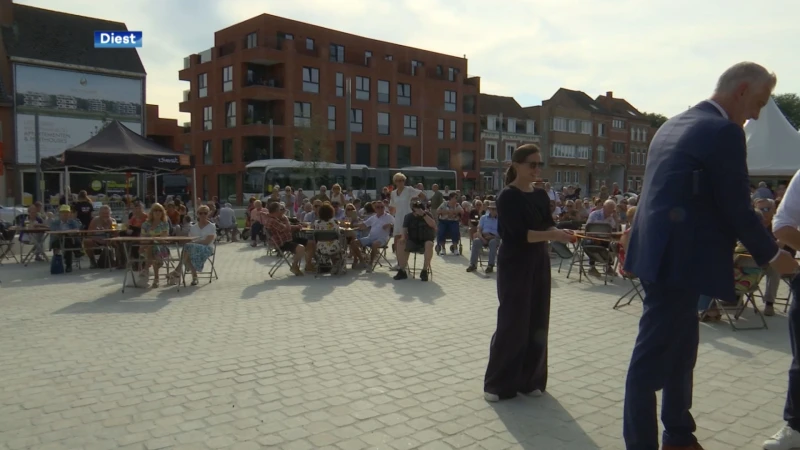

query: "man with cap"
xmin=466 ymin=201 xmax=500 ymax=273
xmin=48 ymin=204 xmax=82 ymax=272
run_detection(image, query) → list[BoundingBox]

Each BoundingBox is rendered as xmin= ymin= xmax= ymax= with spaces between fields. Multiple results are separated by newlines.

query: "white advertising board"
xmin=13 ymin=64 xmax=144 ymax=165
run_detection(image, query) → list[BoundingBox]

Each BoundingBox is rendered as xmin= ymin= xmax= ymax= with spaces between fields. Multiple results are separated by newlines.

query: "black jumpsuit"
xmin=484 ymin=186 xmax=554 ymax=398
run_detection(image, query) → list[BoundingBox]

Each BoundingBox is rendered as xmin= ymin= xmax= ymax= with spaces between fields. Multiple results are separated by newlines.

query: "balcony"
xmin=398 ymin=62 xmax=422 ymax=77
xmin=243 ymin=136 xmax=286 ymax=162
xmin=178 ymin=90 xmax=192 ymax=113
xmin=242 ymin=63 xmax=285 ymax=100
xmin=293 ymin=39 xmax=319 ymax=58
xmin=240 ymin=35 xmax=287 ymax=66
xmin=242 ymin=100 xmax=285 ymax=137
xmin=426 ymin=67 xmax=460 ymax=82
xmin=217 ymin=42 xmax=235 ymax=58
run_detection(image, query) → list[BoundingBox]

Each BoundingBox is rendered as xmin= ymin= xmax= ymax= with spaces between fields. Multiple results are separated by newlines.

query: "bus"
xmin=243 ymin=159 xmax=457 ymax=201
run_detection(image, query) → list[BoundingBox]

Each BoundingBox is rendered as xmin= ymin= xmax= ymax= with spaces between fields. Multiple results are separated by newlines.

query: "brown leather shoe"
xmin=662 ymin=443 xmax=704 ymax=450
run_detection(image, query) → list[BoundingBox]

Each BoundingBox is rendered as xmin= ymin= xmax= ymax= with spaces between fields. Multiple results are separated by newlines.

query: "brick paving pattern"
xmin=0 ymin=241 xmax=793 ymax=449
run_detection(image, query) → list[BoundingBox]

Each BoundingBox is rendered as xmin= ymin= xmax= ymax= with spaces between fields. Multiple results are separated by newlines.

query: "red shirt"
xmin=264 ymin=214 xmax=293 ymax=247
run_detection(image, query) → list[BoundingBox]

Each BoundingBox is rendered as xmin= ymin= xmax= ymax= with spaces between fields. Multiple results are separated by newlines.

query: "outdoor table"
xmin=49 ymin=229 xmax=122 ymax=269
xmin=9 ymin=227 xmax=50 ymax=266
xmin=107 ymin=236 xmax=196 ymax=293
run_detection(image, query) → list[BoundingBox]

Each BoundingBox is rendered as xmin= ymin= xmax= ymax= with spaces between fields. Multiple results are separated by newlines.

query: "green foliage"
xmin=773 ymin=93 xmax=800 ymax=130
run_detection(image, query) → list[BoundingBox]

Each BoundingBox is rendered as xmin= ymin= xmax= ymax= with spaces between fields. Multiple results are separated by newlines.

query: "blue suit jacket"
xmin=623 ymin=101 xmax=778 ymax=301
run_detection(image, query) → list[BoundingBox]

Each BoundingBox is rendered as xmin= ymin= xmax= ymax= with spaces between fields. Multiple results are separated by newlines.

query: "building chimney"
xmin=606 ymin=91 xmax=613 ymax=99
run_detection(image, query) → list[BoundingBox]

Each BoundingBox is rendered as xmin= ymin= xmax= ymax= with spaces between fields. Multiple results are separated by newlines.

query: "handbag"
xmin=50 ymin=254 xmax=64 ymax=275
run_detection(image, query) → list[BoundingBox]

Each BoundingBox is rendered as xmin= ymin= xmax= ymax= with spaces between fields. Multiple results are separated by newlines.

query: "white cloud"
xmin=16 ymin=0 xmax=800 ymax=120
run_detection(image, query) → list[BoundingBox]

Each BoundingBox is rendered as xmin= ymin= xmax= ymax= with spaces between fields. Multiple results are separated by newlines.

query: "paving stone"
xmin=0 ymin=241 xmax=795 ymax=449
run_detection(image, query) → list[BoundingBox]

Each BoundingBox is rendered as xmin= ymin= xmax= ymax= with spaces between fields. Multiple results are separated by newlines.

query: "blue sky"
xmin=19 ymin=0 xmax=799 ymax=123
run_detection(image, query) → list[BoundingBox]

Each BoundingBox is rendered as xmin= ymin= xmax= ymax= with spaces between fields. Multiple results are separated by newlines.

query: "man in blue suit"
xmin=622 ymin=62 xmax=799 ymax=450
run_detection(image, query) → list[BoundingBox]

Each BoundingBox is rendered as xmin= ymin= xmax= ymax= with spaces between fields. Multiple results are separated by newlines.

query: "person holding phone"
xmin=483 ymin=144 xmax=574 ymax=402
xmin=394 ymin=201 xmax=436 ymax=281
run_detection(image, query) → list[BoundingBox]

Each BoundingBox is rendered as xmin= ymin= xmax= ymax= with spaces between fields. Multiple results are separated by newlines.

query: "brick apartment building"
xmin=178 ymin=14 xmax=482 ymax=202
xmin=145 ymin=104 xmax=183 ymax=153
xmin=477 ymin=93 xmax=539 ymax=192
xmin=527 ymin=88 xmax=653 ymax=195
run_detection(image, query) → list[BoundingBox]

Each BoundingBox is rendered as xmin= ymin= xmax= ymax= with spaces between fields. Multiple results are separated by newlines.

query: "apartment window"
xmin=355 ymin=143 xmax=371 ymax=165
xmin=449 ymin=120 xmax=456 ymax=140
xmin=526 ymin=120 xmax=536 ymax=134
xmin=397 ymin=83 xmax=411 ymax=106
xmin=487 ymin=115 xmax=497 ymax=131
xmin=597 ymin=145 xmax=606 ymax=163
xmin=246 ymin=33 xmax=257 ymax=49
xmin=598 ymin=123 xmax=607 ymax=137
xmin=462 ymin=122 xmax=476 ymax=142
xmin=293 ymin=102 xmax=311 ymax=127
xmin=552 ymin=117 xmax=567 ymax=132
xmin=403 ymin=115 xmax=417 ymax=136
xmin=397 ymin=145 xmax=412 ymax=167
xmin=444 ymin=90 xmax=456 ymax=112
xmin=335 ymin=141 xmax=345 ymax=163
xmin=484 ymin=175 xmax=494 ymax=190
xmin=505 ymin=143 xmax=515 ymax=161
xmin=364 ymin=51 xmax=372 ymax=65
xmin=580 ymin=120 xmax=592 ymax=135
xmin=355 ymin=76 xmax=370 ymax=101
xmin=222 ymin=139 xmax=233 ymax=164
xmin=485 ymin=142 xmax=497 ymax=160
xmin=377 ymin=144 xmax=390 ymax=168
xmin=551 ymin=143 xmax=576 ymax=158
xmin=437 ymin=119 xmax=444 ymax=139
xmin=612 ymin=142 xmax=626 ymax=154
xmin=203 ymin=106 xmax=212 ymax=130
xmin=576 ymin=145 xmax=590 ymax=159
xmin=328 ymin=105 xmax=336 ymax=130
xmin=631 ymin=149 xmax=637 ymax=165
xmin=568 ymin=119 xmax=577 ymax=133
xmin=448 ymin=67 xmax=456 ymax=82
xmin=461 ymin=150 xmax=475 ymax=170
xmin=225 ymin=101 xmax=236 ymax=128
xmin=222 ymin=66 xmax=233 ymax=92
xmin=437 ymin=148 xmax=450 ymax=169
xmin=574 ymin=172 xmax=580 ymax=184
xmin=377 ymin=80 xmax=390 ymax=103
xmin=411 ymin=60 xmax=422 ymax=76
xmin=631 ymin=128 xmax=636 ymax=141
xmin=306 ymin=38 xmax=314 ymax=50
xmin=555 ymin=171 xmax=562 ymax=183
xmin=203 ymin=140 xmax=212 ymax=165
xmin=507 ymin=118 xmax=516 ymax=133
xmin=350 ymin=109 xmax=363 ymax=132
xmin=463 ymin=95 xmax=476 ymax=114
xmin=198 ymin=73 xmax=208 ymax=98
xmin=302 ymin=67 xmax=319 ymax=93
xmin=612 ymin=119 xmax=625 ymax=129
xmin=335 ymin=73 xmax=344 ymax=97
xmin=330 ymin=44 xmax=344 ymax=63
xmin=377 ymin=112 xmax=390 ymax=135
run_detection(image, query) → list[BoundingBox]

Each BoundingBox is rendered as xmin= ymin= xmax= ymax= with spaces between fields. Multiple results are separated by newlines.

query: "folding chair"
xmin=312 ymin=230 xmax=346 ymax=277
xmin=613 ymin=273 xmax=644 ymax=309
xmin=0 ymin=228 xmax=18 ymax=264
xmin=265 ymin=230 xmax=294 ymax=278
xmin=476 ymin=238 xmax=500 ymax=269
xmin=550 ymin=241 xmax=573 ymax=274
xmin=700 ymin=256 xmax=768 ymax=331
xmin=568 ymin=223 xmax=614 ymax=285
xmin=366 ymin=242 xmax=392 ymax=271
xmin=182 ymin=241 xmax=219 ymax=285
xmin=409 ymin=248 xmax=434 ymax=280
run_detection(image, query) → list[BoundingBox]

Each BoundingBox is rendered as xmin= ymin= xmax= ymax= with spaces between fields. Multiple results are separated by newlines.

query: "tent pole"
xmin=154 ymin=174 xmax=158 ymax=205
xmin=192 ymin=167 xmax=197 ymax=218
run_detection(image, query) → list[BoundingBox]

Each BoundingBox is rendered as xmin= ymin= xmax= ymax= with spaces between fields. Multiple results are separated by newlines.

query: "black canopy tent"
xmin=42 ymin=120 xmax=195 ymax=206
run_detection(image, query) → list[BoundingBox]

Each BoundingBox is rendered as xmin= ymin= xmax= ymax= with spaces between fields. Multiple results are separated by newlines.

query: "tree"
xmin=773 ymin=93 xmax=800 ymax=130
xmin=293 ymin=113 xmax=334 ymax=192
xmin=641 ymin=111 xmax=668 ymax=129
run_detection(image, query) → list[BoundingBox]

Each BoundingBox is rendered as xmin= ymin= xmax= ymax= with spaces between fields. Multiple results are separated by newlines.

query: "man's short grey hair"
xmin=603 ymin=199 xmax=617 ymax=207
xmin=715 ymin=62 xmax=777 ymax=94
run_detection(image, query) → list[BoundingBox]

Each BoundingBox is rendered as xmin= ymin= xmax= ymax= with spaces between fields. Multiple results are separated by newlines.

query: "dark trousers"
xmin=484 ymin=248 xmax=551 ymax=397
xmin=251 ymin=222 xmax=264 ymax=242
xmin=436 ymin=220 xmax=459 ymax=246
xmin=785 ymin=276 xmax=800 ymax=430
xmin=51 ymin=237 xmax=79 ymax=267
xmin=624 ymin=282 xmax=699 ymax=450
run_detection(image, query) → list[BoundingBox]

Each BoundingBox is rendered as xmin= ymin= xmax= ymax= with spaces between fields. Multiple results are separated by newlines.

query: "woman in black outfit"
xmin=484 ymin=144 xmax=575 ymax=402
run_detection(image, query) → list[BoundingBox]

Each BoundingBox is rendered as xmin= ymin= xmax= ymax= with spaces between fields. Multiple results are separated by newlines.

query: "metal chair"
xmin=182 ymin=241 xmax=219 ymax=285
xmin=700 ymin=255 xmax=768 ymax=331
xmin=265 ymin=230 xmax=295 ymax=278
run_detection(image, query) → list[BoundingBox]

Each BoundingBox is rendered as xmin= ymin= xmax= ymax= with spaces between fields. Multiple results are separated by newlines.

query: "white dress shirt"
xmin=773 ymin=169 xmax=800 ymax=234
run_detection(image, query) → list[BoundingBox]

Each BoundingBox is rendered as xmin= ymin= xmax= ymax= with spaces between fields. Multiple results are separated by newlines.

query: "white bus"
xmin=243 ymin=159 xmax=457 ymax=201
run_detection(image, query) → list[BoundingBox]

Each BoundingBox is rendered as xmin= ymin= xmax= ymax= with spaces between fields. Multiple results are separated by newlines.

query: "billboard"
xmin=13 ymin=64 xmax=144 ymax=165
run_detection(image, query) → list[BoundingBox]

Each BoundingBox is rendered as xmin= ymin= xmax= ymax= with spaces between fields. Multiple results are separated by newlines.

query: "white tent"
xmin=745 ymin=98 xmax=800 ymax=176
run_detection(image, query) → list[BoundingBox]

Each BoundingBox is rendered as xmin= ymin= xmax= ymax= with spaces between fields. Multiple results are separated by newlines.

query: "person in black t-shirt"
xmin=72 ymin=190 xmax=94 ymax=230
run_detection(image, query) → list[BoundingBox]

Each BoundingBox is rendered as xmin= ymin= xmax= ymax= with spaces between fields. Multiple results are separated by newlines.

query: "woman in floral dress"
xmin=313 ymin=202 xmax=343 ymax=273
xmin=140 ymin=203 xmax=170 ymax=287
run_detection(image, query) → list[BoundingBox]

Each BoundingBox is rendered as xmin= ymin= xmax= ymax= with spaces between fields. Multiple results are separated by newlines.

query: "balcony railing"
xmin=245 ymin=78 xmax=283 ymax=89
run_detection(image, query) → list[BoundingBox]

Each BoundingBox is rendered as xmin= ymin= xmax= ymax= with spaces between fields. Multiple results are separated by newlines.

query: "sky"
xmin=18 ymin=0 xmax=799 ymax=124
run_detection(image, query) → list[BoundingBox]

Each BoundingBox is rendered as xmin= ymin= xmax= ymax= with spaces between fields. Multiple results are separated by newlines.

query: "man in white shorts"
xmin=350 ymin=201 xmax=394 ymax=271
xmin=388 ymin=172 xmax=421 ymax=267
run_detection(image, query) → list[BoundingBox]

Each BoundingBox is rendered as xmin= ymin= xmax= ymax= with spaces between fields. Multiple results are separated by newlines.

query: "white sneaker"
xmin=483 ymin=392 xmax=500 ymax=402
xmin=522 ymin=389 xmax=544 ymax=397
xmin=764 ymin=425 xmax=800 ymax=450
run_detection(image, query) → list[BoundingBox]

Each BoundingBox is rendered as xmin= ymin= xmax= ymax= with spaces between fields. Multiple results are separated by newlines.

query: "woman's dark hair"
xmin=505 ymin=144 xmax=540 ymax=185
xmin=364 ymin=202 xmax=375 ymax=214
xmin=318 ymin=202 xmax=335 ymax=221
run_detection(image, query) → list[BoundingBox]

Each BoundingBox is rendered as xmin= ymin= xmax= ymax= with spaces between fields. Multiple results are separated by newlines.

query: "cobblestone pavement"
xmin=0 ymin=240 xmax=794 ymax=450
